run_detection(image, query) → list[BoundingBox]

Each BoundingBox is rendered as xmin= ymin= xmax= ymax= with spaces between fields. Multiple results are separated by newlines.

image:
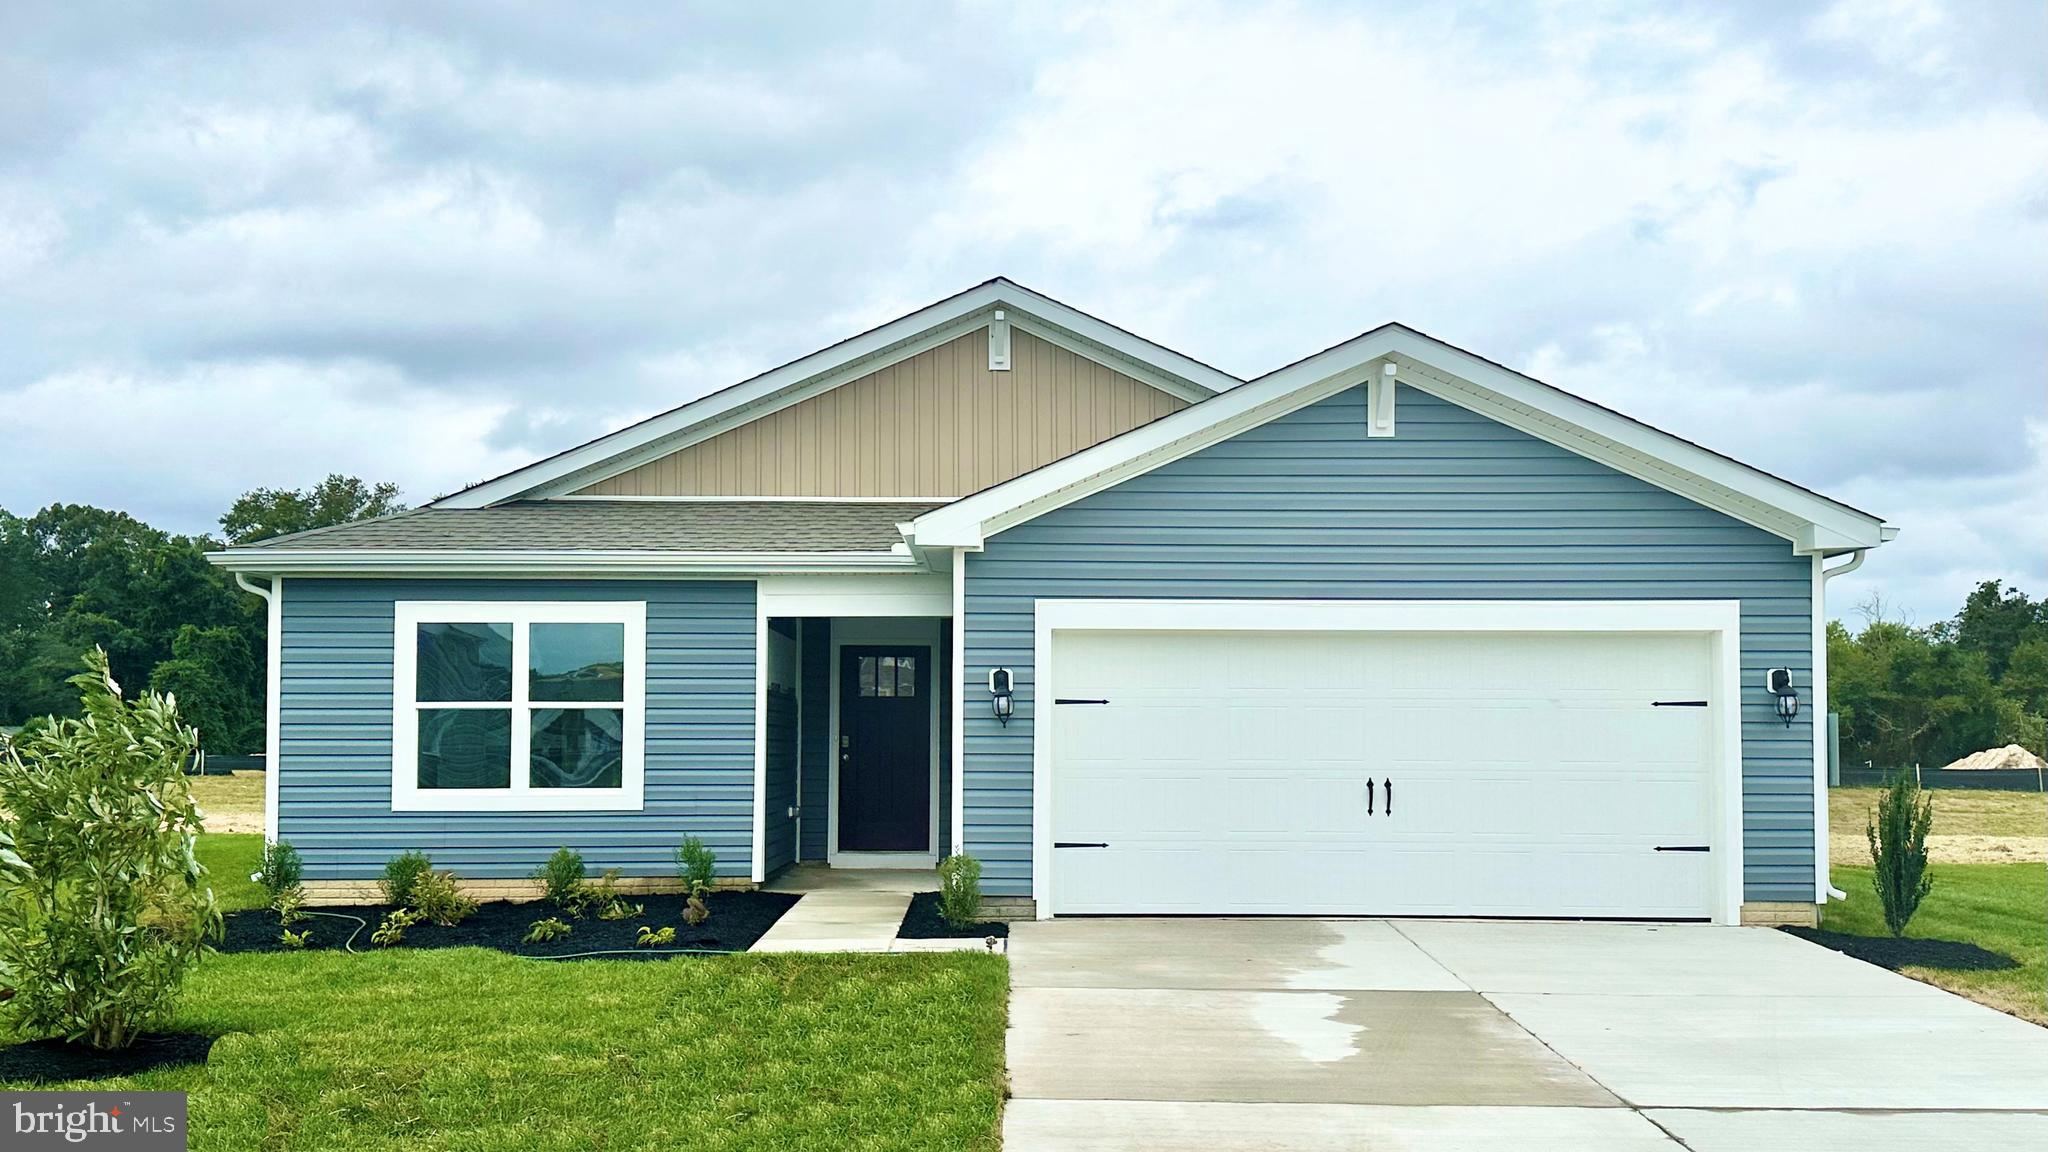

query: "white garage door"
xmin=1048 ymin=628 xmax=1720 ymax=918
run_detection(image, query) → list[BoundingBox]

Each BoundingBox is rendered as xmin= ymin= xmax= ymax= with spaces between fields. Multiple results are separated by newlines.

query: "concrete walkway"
xmin=1005 ymin=917 xmax=2048 ymax=1150
xmin=748 ymin=864 xmax=1004 ymax=954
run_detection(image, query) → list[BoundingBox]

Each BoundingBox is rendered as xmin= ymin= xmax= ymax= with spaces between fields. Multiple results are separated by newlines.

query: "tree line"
xmin=1829 ymin=580 xmax=2048 ymax=770
xmin=0 ymin=476 xmax=401 ymax=755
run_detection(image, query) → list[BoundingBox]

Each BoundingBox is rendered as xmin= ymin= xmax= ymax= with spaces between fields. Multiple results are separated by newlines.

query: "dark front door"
xmin=838 ymin=646 xmax=932 ymax=852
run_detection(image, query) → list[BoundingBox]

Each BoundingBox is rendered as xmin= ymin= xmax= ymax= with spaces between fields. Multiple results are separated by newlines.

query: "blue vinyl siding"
xmin=277 ymin=578 xmax=756 ymax=880
xmin=960 ymin=385 xmax=1817 ymax=903
xmin=764 ymin=689 xmax=798 ymax=875
xmin=798 ymin=619 xmax=831 ymax=861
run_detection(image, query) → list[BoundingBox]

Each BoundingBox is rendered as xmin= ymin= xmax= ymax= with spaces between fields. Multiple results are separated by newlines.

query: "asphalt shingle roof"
xmin=237 ymin=500 xmax=942 ymax=553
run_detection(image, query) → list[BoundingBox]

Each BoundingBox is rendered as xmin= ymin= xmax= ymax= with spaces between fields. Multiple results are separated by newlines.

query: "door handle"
xmin=1384 ymin=777 xmax=1393 ymax=817
xmin=1366 ymin=778 xmax=1375 ymax=815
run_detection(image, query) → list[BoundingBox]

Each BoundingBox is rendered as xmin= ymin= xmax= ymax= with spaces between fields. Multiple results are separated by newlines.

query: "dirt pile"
xmin=1940 ymin=744 xmax=2048 ymax=772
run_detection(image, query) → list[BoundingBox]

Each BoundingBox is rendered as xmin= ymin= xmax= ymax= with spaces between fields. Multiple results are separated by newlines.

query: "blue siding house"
xmin=213 ymin=278 xmax=1892 ymax=925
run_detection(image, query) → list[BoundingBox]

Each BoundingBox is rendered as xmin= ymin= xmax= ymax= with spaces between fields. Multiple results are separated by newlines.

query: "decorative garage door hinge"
xmin=1053 ymin=698 xmax=1110 ymax=705
xmin=1053 ymin=841 xmax=1110 ymax=849
xmin=1654 ymin=845 xmax=1711 ymax=852
xmin=1651 ymin=700 xmax=1709 ymax=707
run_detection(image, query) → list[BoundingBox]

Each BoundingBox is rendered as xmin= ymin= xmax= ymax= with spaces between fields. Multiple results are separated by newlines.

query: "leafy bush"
xmin=1867 ymin=768 xmax=1935 ymax=937
xmin=636 ymin=925 xmax=676 ymax=948
xmin=523 ymin=917 xmax=572 ymax=944
xmin=412 ymin=869 xmax=477 ymax=927
xmin=272 ymin=885 xmax=307 ymax=927
xmin=371 ymin=908 xmax=421 ymax=948
xmin=534 ymin=847 xmax=587 ymax=911
xmin=676 ymin=836 xmax=716 ymax=891
xmin=279 ymin=928 xmax=310 ymax=950
xmin=584 ymin=867 xmax=640 ymax=920
xmin=257 ymin=839 xmax=304 ymax=902
xmin=380 ymin=850 xmax=432 ymax=908
xmin=937 ymin=853 xmax=984 ymax=927
xmin=682 ymin=882 xmax=710 ymax=928
xmin=0 ymin=649 xmax=222 ymax=1049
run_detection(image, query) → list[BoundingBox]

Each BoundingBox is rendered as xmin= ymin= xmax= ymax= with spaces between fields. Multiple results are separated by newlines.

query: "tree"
xmin=0 ymin=649 xmax=220 ymax=1049
xmin=150 ymin=625 xmax=263 ymax=755
xmin=1866 ymin=768 xmax=1934 ymax=937
xmin=221 ymin=474 xmax=405 ymax=545
xmin=1952 ymin=580 xmax=2044 ymax=681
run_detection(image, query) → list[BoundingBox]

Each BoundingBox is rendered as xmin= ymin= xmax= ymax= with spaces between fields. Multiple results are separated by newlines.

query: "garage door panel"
xmin=1050 ymin=627 xmax=1719 ymax=918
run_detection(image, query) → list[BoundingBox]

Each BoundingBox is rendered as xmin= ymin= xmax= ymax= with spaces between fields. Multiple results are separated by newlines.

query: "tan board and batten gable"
xmin=575 ymin=329 xmax=1190 ymax=499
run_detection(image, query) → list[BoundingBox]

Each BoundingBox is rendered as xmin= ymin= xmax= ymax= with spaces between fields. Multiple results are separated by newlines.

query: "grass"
xmin=196 ymin=832 xmax=267 ymax=912
xmin=5 ymin=833 xmax=1011 ymax=1148
xmin=1823 ymin=862 xmax=2047 ymax=1026
xmin=1829 ymin=786 xmax=2046 ymax=866
xmin=5 ymin=948 xmax=1010 ymax=1151
xmin=187 ymin=772 xmax=266 ymax=833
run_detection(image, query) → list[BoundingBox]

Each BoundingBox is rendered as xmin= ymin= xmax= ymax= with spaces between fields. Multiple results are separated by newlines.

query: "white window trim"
xmin=392 ymin=600 xmax=647 ymax=813
xmin=1029 ymin=598 xmax=1746 ymax=927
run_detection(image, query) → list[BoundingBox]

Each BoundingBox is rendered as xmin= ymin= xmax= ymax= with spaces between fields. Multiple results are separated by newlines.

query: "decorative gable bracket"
xmin=1367 ymin=360 xmax=1397 ymax=438
xmin=989 ymin=310 xmax=1012 ymax=371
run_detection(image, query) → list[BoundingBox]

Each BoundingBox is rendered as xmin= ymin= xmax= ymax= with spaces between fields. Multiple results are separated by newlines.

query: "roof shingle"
xmin=236 ymin=500 xmax=941 ymax=553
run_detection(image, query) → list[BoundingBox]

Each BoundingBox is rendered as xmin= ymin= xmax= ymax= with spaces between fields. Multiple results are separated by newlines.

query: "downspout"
xmin=1817 ymin=549 xmax=1867 ymax=902
xmin=233 ymin=572 xmax=283 ymax=845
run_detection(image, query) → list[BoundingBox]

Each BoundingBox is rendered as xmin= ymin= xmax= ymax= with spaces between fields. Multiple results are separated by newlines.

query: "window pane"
xmin=531 ymin=708 xmax=624 ymax=789
xmin=898 ymin=656 xmax=916 ymax=697
xmin=417 ymin=709 xmax=511 ymax=789
xmin=858 ymin=656 xmax=876 ymax=697
xmin=877 ymin=655 xmax=896 ymax=697
xmin=418 ymin=622 xmax=513 ymax=702
xmin=530 ymin=622 xmax=626 ymax=702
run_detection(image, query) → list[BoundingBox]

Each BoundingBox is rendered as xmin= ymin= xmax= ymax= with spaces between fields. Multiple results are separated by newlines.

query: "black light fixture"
xmin=1765 ymin=667 xmax=1800 ymax=727
xmin=988 ymin=668 xmax=1014 ymax=726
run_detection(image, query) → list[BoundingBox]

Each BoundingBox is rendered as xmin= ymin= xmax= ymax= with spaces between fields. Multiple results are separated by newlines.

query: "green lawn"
xmin=1823 ymin=862 xmax=2047 ymax=1026
xmin=5 ymin=834 xmax=1011 ymax=1149
xmin=196 ymin=832 xmax=267 ymax=912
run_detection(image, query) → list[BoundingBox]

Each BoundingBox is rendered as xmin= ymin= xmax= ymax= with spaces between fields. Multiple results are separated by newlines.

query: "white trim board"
xmin=826 ymin=617 xmax=944 ymax=870
xmin=390 ymin=600 xmax=648 ymax=814
xmin=436 ymin=279 xmax=1238 ymax=508
xmin=909 ymin=325 xmax=1891 ymax=555
xmin=1027 ymin=598 xmax=1747 ymax=926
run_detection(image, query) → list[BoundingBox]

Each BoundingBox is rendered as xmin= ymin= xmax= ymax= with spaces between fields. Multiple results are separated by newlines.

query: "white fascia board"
xmin=437 ymin=279 xmax=1238 ymax=509
xmin=207 ymin=549 xmax=924 ymax=577
xmin=911 ymin=323 xmax=1890 ymax=554
xmin=910 ymin=331 xmax=1404 ymax=548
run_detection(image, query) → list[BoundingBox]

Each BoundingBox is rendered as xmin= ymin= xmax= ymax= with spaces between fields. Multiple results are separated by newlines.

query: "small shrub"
xmin=1868 ymin=768 xmax=1934 ymax=937
xmin=682 ymin=881 xmax=710 ymax=927
xmin=937 ymin=853 xmax=984 ymax=927
xmin=257 ymin=839 xmax=304 ymax=902
xmin=636 ymin=925 xmax=676 ymax=948
xmin=598 ymin=897 xmax=643 ymax=921
xmin=412 ymin=869 xmax=477 ymax=927
xmin=676 ymin=836 xmax=716 ymax=891
xmin=272 ymin=884 xmax=307 ymax=927
xmin=0 ymin=649 xmax=220 ymax=1050
xmin=371 ymin=907 xmax=421 ymax=948
xmin=279 ymin=928 xmax=310 ymax=950
xmin=582 ymin=867 xmax=640 ymax=920
xmin=534 ymin=846 xmax=587 ymax=911
xmin=380 ymin=850 xmax=432 ymax=908
xmin=523 ymin=917 xmax=573 ymax=944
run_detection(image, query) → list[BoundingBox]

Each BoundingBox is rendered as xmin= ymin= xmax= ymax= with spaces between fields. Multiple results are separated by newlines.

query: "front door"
xmin=838 ymin=646 xmax=932 ymax=853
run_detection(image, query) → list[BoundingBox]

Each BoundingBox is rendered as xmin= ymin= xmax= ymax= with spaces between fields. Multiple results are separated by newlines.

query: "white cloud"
xmin=0 ymin=1 xmax=2040 ymax=624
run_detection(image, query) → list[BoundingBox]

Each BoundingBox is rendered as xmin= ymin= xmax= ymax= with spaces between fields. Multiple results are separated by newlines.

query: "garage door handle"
xmin=1054 ymin=841 xmax=1109 ymax=849
xmin=1384 ymin=777 xmax=1392 ymax=816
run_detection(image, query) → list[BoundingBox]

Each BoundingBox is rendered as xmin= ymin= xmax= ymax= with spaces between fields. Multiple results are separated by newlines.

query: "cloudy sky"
xmin=1 ymin=1 xmax=2041 ymax=622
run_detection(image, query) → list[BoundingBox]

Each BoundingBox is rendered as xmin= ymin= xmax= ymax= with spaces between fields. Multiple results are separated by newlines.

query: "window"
xmin=393 ymin=601 xmax=646 ymax=811
xmin=856 ymin=654 xmax=915 ymax=697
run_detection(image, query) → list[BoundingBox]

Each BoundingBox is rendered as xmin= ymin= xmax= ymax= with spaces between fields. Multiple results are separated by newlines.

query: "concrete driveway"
xmin=1005 ymin=918 xmax=2048 ymax=1150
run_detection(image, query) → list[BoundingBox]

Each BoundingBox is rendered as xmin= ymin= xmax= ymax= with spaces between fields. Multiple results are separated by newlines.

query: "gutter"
xmin=207 ymin=549 xmax=927 ymax=577
xmin=1817 ymin=548 xmax=1870 ymax=903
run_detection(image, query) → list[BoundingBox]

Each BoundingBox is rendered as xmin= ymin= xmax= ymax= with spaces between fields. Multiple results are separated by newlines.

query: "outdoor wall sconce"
xmin=1765 ymin=667 xmax=1800 ymax=727
xmin=989 ymin=668 xmax=1014 ymax=726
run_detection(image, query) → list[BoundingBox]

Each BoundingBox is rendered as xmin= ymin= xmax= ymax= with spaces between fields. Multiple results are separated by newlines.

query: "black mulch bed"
xmin=898 ymin=892 xmax=1009 ymax=940
xmin=1781 ymin=926 xmax=2020 ymax=972
xmin=0 ymin=1033 xmax=216 ymax=1084
xmin=221 ymin=891 xmax=800 ymax=958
